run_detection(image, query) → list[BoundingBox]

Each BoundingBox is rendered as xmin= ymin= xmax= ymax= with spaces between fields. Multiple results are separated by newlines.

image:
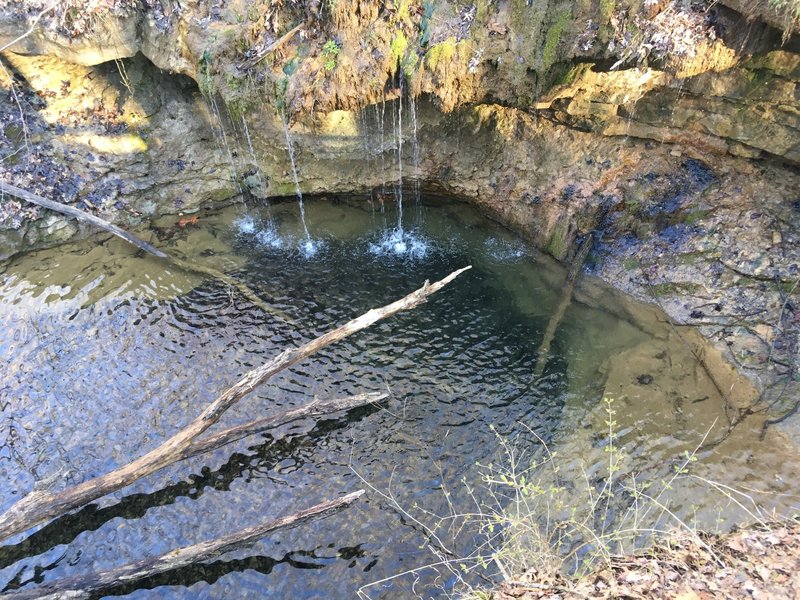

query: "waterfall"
xmin=206 ymin=94 xmax=243 ymax=195
xmin=395 ymin=79 xmax=404 ymax=233
xmin=240 ymin=116 xmax=273 ymax=222
xmin=279 ymin=109 xmax=311 ymax=243
xmin=378 ymin=99 xmax=386 ymax=197
xmin=408 ymin=92 xmax=421 ymax=206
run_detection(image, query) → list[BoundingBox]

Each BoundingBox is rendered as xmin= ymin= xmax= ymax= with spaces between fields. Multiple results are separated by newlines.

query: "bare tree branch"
xmin=0 ymin=490 xmax=365 ymax=600
xmin=0 ymin=181 xmax=168 ymax=258
xmin=0 ymin=266 xmax=471 ymax=542
xmin=183 ymin=391 xmax=387 ymax=460
xmin=237 ymin=24 xmax=303 ymax=71
xmin=0 ymin=1 xmax=58 ymax=54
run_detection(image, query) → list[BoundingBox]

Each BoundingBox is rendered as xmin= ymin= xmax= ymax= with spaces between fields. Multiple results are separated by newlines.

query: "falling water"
xmin=378 ymin=100 xmax=386 ymax=197
xmin=240 ymin=116 xmax=273 ymax=221
xmin=395 ymin=80 xmax=404 ymax=232
xmin=279 ymin=109 xmax=311 ymax=244
xmin=207 ymin=95 xmax=243 ymax=195
xmin=408 ymin=92 xmax=421 ymax=205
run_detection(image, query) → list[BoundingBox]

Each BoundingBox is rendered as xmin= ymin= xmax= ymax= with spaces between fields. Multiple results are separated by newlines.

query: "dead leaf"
xmin=673 ymin=588 xmax=702 ymax=600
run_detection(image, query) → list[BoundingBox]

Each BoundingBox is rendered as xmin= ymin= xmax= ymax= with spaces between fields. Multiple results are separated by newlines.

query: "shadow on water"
xmin=87 ymin=545 xmax=361 ymax=600
xmin=0 ymin=409 xmax=376 ymax=578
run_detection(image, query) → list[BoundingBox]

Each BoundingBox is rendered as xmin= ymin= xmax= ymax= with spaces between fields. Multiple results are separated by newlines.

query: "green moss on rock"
xmin=542 ymin=8 xmax=572 ymax=71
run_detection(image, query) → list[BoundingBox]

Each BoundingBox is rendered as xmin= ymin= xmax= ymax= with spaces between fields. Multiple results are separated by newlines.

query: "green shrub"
xmin=322 ymin=39 xmax=341 ymax=71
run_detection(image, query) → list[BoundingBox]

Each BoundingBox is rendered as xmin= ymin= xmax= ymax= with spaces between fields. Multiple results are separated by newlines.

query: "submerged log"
xmin=0 ymin=181 xmax=168 ymax=258
xmin=167 ymin=255 xmax=293 ymax=322
xmin=0 ymin=490 xmax=364 ymax=600
xmin=0 ymin=266 xmax=471 ymax=542
xmin=534 ymin=235 xmax=594 ymax=377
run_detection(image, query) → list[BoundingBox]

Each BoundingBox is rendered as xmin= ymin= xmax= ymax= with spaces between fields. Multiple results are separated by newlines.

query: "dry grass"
xmin=355 ymin=396 xmax=790 ymax=599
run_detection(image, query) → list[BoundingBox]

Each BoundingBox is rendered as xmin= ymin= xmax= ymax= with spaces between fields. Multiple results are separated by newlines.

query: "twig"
xmin=0 ymin=266 xmax=471 ymax=542
xmin=0 ymin=491 xmax=364 ymax=600
xmin=237 ymin=24 xmax=303 ymax=70
xmin=0 ymin=1 xmax=58 ymax=54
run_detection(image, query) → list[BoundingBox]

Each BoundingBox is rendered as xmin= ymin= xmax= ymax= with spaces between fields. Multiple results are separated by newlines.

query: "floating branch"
xmin=0 ymin=266 xmax=471 ymax=542
xmin=0 ymin=491 xmax=364 ymax=600
xmin=183 ymin=391 xmax=387 ymax=460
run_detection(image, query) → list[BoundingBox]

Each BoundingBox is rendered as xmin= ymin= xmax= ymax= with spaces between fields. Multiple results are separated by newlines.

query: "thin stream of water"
xmin=409 ymin=92 xmax=421 ymax=206
xmin=207 ymin=95 xmax=243 ymax=195
xmin=395 ymin=80 xmax=404 ymax=231
xmin=240 ymin=116 xmax=273 ymax=223
xmin=279 ymin=109 xmax=312 ymax=245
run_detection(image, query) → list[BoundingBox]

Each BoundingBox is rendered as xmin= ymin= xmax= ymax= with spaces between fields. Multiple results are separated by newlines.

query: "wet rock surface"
xmin=0 ymin=53 xmax=241 ymax=259
xmin=591 ymin=156 xmax=799 ymax=419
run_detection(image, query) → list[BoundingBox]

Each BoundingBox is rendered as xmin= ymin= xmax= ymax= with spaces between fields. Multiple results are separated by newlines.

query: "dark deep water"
xmin=0 ymin=197 xmax=795 ymax=598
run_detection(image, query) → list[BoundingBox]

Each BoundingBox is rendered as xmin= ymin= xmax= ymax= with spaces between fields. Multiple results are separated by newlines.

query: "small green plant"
xmin=425 ymin=38 xmax=457 ymax=72
xmin=356 ymin=392 xmax=775 ymax=599
xmin=394 ymin=0 xmax=412 ymax=22
xmin=390 ymin=31 xmax=409 ymax=66
xmin=322 ymin=39 xmax=341 ymax=71
xmin=599 ymin=0 xmax=615 ymax=23
xmin=234 ymin=35 xmax=251 ymax=54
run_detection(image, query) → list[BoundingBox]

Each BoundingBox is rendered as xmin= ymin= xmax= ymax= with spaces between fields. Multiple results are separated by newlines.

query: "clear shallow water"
xmin=0 ymin=197 xmax=798 ymax=598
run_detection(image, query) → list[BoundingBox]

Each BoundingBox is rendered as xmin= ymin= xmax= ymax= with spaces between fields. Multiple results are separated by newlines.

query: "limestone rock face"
xmin=0 ymin=53 xmax=240 ymax=258
xmin=1 ymin=1 xmax=797 ymax=164
xmin=719 ymin=0 xmax=800 ymax=35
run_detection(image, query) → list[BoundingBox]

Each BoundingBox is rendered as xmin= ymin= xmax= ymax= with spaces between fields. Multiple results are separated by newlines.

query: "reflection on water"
xmin=0 ymin=197 xmax=797 ymax=599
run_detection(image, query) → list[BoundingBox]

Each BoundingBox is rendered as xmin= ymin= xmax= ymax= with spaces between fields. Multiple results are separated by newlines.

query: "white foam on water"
xmin=299 ymin=238 xmax=325 ymax=259
xmin=255 ymin=227 xmax=284 ymax=249
xmin=369 ymin=228 xmax=430 ymax=260
xmin=234 ymin=215 xmax=257 ymax=235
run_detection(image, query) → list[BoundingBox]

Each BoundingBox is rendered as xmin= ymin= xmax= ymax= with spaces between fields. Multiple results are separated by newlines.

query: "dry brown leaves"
xmin=492 ymin=519 xmax=800 ymax=600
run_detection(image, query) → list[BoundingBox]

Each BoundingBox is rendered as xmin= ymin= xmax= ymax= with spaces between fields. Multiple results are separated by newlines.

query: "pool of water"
xmin=0 ymin=197 xmax=798 ymax=598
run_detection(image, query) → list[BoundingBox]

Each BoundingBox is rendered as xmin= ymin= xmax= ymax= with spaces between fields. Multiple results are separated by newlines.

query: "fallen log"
xmin=0 ymin=396 xmax=380 ymax=571
xmin=183 ymin=391 xmax=387 ymax=461
xmin=0 ymin=266 xmax=470 ymax=542
xmin=0 ymin=490 xmax=364 ymax=600
xmin=0 ymin=181 xmax=168 ymax=258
